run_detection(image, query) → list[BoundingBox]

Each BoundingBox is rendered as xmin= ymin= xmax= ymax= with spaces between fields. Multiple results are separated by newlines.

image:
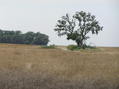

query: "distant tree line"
xmin=0 ymin=30 xmax=49 ymax=45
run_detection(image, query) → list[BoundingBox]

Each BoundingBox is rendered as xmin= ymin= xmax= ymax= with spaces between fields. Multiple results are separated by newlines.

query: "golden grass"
xmin=0 ymin=43 xmax=119 ymax=89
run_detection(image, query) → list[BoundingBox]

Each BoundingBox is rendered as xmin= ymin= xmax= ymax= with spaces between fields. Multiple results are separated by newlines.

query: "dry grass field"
xmin=0 ymin=43 xmax=119 ymax=89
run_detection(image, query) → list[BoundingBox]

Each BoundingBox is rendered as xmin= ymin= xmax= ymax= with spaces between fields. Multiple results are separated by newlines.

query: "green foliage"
xmin=67 ymin=45 xmax=81 ymax=51
xmin=41 ymin=45 xmax=56 ymax=49
xmin=67 ymin=45 xmax=96 ymax=51
xmin=23 ymin=32 xmax=35 ymax=44
xmin=32 ymin=32 xmax=49 ymax=45
xmin=0 ymin=29 xmax=49 ymax=45
xmin=54 ymin=11 xmax=103 ymax=48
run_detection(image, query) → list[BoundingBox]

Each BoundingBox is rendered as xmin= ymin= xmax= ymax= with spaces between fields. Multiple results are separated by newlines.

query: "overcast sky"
xmin=0 ymin=0 xmax=119 ymax=46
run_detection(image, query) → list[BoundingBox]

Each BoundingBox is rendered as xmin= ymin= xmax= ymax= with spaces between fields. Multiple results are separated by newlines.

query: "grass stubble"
xmin=0 ymin=43 xmax=119 ymax=89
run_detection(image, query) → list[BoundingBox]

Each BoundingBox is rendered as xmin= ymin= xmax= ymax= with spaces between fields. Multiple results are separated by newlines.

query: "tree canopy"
xmin=54 ymin=11 xmax=103 ymax=48
xmin=0 ymin=29 xmax=49 ymax=45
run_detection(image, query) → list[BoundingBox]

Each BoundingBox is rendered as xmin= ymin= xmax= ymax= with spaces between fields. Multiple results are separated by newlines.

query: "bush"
xmin=67 ymin=45 xmax=81 ymax=51
xmin=67 ymin=45 xmax=96 ymax=51
xmin=41 ymin=45 xmax=56 ymax=49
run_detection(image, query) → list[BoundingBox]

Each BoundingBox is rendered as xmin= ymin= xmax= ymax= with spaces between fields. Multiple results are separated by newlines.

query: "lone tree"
xmin=54 ymin=11 xmax=103 ymax=48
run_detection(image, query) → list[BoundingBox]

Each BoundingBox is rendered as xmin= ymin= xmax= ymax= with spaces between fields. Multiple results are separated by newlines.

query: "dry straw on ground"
xmin=0 ymin=43 xmax=119 ymax=89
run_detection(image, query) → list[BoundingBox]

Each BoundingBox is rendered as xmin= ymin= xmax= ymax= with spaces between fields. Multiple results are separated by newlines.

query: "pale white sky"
xmin=0 ymin=0 xmax=119 ymax=46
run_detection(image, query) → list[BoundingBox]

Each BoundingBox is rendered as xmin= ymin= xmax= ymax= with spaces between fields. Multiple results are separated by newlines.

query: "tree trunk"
xmin=77 ymin=41 xmax=83 ymax=48
xmin=76 ymin=40 xmax=85 ymax=49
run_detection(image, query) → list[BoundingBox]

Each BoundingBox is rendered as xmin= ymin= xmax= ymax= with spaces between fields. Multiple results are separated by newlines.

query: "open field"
xmin=0 ymin=43 xmax=119 ymax=89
